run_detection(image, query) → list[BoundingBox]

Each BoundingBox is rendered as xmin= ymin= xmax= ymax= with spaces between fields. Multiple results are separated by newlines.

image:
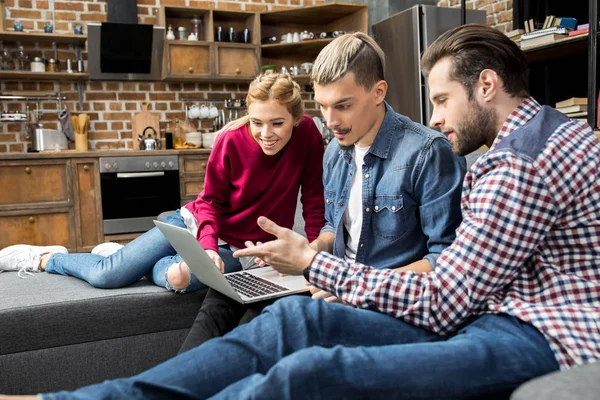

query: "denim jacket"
xmin=321 ymin=102 xmax=466 ymax=270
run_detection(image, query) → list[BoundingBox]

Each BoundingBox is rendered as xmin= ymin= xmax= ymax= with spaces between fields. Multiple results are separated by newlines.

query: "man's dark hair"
xmin=421 ymin=23 xmax=529 ymax=98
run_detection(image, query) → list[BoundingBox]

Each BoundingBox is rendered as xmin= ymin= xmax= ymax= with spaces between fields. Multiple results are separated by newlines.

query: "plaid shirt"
xmin=310 ymin=97 xmax=600 ymax=369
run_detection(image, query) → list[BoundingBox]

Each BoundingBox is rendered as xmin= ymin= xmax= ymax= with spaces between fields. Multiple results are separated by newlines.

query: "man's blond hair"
xmin=311 ymin=32 xmax=385 ymax=90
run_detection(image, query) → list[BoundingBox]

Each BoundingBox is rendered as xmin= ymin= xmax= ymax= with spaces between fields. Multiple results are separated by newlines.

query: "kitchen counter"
xmin=0 ymin=149 xmax=212 ymax=160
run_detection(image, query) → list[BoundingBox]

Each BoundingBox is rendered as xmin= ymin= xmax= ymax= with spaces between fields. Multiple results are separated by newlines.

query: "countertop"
xmin=0 ymin=149 xmax=212 ymax=160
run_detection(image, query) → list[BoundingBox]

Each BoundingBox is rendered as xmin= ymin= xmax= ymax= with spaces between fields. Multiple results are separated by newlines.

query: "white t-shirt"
xmin=342 ymin=144 xmax=370 ymax=262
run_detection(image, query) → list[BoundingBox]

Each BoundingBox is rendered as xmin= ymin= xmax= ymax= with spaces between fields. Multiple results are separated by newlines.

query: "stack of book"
xmin=520 ymin=26 xmax=568 ymax=49
xmin=555 ymin=97 xmax=588 ymax=120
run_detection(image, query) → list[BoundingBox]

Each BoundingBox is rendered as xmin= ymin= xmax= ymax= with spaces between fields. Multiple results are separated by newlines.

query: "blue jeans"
xmin=44 ymin=211 xmax=242 ymax=292
xmin=43 ymin=296 xmax=559 ymax=399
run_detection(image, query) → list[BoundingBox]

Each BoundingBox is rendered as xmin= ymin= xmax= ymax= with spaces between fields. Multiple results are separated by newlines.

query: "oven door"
xmin=101 ymin=170 xmax=181 ymax=235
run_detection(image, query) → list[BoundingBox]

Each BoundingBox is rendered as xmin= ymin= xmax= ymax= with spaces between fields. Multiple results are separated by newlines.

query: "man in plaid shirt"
xmin=17 ymin=24 xmax=598 ymax=400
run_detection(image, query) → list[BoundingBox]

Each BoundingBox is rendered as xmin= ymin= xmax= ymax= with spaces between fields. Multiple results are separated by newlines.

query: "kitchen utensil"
xmin=132 ymin=102 xmax=160 ymax=150
xmin=32 ymin=128 xmax=68 ymax=151
xmin=58 ymin=107 xmax=75 ymax=141
xmin=139 ymin=126 xmax=160 ymax=150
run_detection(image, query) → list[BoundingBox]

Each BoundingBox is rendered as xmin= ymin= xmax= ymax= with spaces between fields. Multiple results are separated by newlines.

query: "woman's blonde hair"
xmin=311 ymin=32 xmax=385 ymax=90
xmin=218 ymin=72 xmax=304 ymax=134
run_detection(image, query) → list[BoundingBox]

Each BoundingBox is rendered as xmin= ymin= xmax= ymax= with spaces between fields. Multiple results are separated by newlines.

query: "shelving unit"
xmin=158 ymin=6 xmax=260 ymax=82
xmin=260 ymin=3 xmax=367 ymax=73
xmin=511 ymin=0 xmax=598 ymax=129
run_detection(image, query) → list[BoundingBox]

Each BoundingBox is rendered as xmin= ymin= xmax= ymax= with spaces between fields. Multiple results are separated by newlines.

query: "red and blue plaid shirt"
xmin=310 ymin=97 xmax=600 ymax=369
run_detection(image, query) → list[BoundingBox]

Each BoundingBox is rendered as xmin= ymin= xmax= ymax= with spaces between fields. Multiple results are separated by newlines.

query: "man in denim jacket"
xmin=308 ymin=32 xmax=465 ymax=303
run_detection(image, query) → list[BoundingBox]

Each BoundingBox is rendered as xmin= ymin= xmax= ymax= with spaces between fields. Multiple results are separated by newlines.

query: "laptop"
xmin=154 ymin=220 xmax=309 ymax=304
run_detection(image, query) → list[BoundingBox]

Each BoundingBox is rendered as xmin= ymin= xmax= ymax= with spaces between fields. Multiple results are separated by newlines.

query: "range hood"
xmin=87 ymin=0 xmax=164 ymax=81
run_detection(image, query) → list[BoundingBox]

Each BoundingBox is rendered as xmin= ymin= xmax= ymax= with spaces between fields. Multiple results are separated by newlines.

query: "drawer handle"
xmin=188 ymin=66 xmax=194 ymax=73
xmin=28 ymin=217 xmax=35 ymax=223
xmin=235 ymin=68 xmax=241 ymax=74
xmin=201 ymin=162 xmax=206 ymax=168
xmin=25 ymin=167 xmax=31 ymax=174
xmin=83 ymin=165 xmax=89 ymax=171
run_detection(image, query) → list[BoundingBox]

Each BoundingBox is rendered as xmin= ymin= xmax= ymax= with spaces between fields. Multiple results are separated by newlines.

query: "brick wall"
xmin=0 ymin=0 xmax=513 ymax=153
xmin=0 ymin=0 xmax=323 ymax=153
xmin=437 ymin=0 xmax=513 ymax=32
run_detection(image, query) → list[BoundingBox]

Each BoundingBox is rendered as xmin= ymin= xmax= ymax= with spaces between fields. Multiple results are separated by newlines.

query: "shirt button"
xmin=349 ymin=172 xmax=352 ymax=176
xmin=338 ymin=202 xmax=344 ymax=207
xmin=365 ymin=207 xmax=370 ymax=212
xmin=364 ymin=173 xmax=370 ymax=178
xmin=360 ymin=243 xmax=364 ymax=248
xmin=374 ymin=205 xmax=379 ymax=211
xmin=391 ymin=206 xmax=396 ymax=211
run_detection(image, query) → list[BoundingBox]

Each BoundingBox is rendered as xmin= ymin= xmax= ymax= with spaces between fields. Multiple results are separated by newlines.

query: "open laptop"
xmin=154 ymin=220 xmax=309 ymax=304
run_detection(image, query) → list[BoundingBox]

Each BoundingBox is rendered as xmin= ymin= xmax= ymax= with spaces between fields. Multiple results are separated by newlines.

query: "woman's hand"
xmin=205 ymin=249 xmax=225 ymax=273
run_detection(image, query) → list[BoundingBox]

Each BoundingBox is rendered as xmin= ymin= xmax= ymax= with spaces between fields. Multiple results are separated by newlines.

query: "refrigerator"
xmin=372 ymin=5 xmax=486 ymax=126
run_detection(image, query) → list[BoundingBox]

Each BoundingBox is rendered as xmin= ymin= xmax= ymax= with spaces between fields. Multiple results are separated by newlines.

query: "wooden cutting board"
xmin=131 ymin=102 xmax=160 ymax=150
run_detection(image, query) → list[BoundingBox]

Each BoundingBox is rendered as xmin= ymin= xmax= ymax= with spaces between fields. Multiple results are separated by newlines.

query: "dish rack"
xmin=0 ymin=94 xmax=66 ymax=123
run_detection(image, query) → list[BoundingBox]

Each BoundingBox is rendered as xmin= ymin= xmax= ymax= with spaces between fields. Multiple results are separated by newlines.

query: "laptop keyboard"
xmin=225 ymin=272 xmax=289 ymax=298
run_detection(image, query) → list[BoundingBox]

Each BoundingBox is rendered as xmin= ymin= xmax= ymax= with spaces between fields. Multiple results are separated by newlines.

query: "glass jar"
xmin=30 ymin=57 xmax=45 ymax=72
xmin=15 ymin=45 xmax=29 ymax=71
xmin=46 ymin=58 xmax=58 ymax=72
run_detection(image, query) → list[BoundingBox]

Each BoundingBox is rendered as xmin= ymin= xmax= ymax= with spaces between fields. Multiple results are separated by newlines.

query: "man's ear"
xmin=373 ymin=80 xmax=388 ymax=105
xmin=477 ymin=69 xmax=499 ymax=102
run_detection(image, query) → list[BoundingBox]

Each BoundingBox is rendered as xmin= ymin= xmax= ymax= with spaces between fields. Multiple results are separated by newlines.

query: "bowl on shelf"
xmin=202 ymin=132 xmax=218 ymax=148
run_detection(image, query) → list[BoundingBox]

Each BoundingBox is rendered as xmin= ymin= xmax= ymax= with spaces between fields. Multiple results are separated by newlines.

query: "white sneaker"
xmin=0 ymin=245 xmax=68 ymax=278
xmin=91 ymin=242 xmax=124 ymax=257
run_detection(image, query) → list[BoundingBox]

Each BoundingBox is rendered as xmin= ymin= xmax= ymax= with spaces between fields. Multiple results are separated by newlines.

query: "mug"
xmin=240 ymin=28 xmax=251 ymax=44
xmin=300 ymin=31 xmax=314 ymax=41
xmin=209 ymin=104 xmax=219 ymax=119
xmin=289 ymin=65 xmax=299 ymax=76
xmin=199 ymin=105 xmax=209 ymax=119
xmin=188 ymin=105 xmax=201 ymax=119
xmin=228 ymin=27 xmax=238 ymax=43
xmin=292 ymin=32 xmax=300 ymax=43
xmin=215 ymin=26 xmax=226 ymax=42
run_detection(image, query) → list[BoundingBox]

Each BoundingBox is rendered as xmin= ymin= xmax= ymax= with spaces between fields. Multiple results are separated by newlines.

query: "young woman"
xmin=0 ymin=72 xmax=325 ymax=295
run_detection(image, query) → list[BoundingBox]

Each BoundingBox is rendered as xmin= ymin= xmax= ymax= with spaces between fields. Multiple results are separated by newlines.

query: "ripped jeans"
xmin=44 ymin=210 xmax=242 ymax=293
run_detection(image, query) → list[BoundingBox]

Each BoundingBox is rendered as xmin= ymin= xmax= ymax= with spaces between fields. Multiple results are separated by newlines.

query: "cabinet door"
xmin=73 ymin=159 xmax=102 ymax=252
xmin=216 ymin=45 xmax=259 ymax=78
xmin=0 ymin=211 xmax=74 ymax=249
xmin=168 ymin=43 xmax=212 ymax=76
xmin=0 ymin=160 xmax=71 ymax=209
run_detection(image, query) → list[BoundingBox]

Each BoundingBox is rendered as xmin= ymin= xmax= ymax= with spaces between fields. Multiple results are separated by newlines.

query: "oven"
xmin=99 ymin=155 xmax=180 ymax=235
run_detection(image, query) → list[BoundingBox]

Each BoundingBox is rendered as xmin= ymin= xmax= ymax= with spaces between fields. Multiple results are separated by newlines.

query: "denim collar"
xmin=338 ymin=101 xmax=397 ymax=164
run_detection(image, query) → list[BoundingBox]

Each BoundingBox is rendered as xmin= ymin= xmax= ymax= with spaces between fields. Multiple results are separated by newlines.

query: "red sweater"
xmin=185 ymin=114 xmax=325 ymax=252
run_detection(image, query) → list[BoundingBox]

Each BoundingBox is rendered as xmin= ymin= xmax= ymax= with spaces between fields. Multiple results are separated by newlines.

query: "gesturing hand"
xmin=233 ymin=217 xmax=318 ymax=276
xmin=205 ymin=249 xmax=225 ymax=273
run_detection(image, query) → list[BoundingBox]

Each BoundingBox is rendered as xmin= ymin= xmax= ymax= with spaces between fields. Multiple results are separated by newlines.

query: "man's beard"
xmin=452 ymin=100 xmax=496 ymax=156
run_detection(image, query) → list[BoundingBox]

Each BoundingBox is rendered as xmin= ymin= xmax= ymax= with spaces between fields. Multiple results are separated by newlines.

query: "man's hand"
xmin=309 ymin=285 xmax=346 ymax=304
xmin=233 ymin=217 xmax=318 ymax=275
xmin=205 ymin=249 xmax=225 ymax=273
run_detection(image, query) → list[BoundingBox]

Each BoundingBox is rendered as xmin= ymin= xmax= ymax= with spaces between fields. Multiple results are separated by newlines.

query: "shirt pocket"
xmin=372 ymin=194 xmax=407 ymax=242
xmin=324 ymin=189 xmax=337 ymax=226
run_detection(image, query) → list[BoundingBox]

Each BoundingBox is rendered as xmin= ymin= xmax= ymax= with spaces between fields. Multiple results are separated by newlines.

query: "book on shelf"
xmin=557 ymin=17 xmax=577 ymax=30
xmin=520 ymin=33 xmax=568 ymax=49
xmin=505 ymin=29 xmax=525 ymax=40
xmin=556 ymin=104 xmax=587 ymax=114
xmin=564 ymin=111 xmax=588 ymax=118
xmin=521 ymin=26 xmax=568 ymax=40
xmin=555 ymin=97 xmax=587 ymax=108
xmin=569 ymin=27 xmax=589 ymax=37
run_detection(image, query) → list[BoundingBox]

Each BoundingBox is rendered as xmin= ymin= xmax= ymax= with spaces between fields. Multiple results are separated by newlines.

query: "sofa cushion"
xmin=0 ymin=272 xmax=206 ymax=356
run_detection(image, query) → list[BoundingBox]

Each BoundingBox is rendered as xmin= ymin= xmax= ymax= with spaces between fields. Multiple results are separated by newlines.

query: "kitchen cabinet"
xmin=0 ymin=159 xmax=76 ymax=250
xmin=158 ymin=7 xmax=260 ymax=82
xmin=179 ymin=154 xmax=209 ymax=206
xmin=72 ymin=159 xmax=102 ymax=252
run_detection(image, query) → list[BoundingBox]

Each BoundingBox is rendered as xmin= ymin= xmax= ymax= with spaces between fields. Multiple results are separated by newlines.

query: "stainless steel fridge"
xmin=372 ymin=5 xmax=486 ymax=126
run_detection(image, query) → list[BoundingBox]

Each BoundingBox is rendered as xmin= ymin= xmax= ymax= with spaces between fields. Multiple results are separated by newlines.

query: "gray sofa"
xmin=0 ymin=271 xmax=207 ymax=394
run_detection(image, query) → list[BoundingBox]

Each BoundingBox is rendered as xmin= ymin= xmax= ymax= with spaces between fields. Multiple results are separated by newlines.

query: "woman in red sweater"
xmin=0 ymin=73 xmax=325 ymax=297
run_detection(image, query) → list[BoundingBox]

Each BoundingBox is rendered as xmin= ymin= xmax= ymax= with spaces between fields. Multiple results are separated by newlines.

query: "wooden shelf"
xmin=292 ymin=74 xmax=311 ymax=83
xmin=260 ymin=3 xmax=367 ymax=25
xmin=523 ymin=34 xmax=588 ymax=63
xmin=262 ymin=38 xmax=333 ymax=54
xmin=0 ymin=31 xmax=87 ymax=45
xmin=164 ymin=74 xmax=252 ymax=83
xmin=0 ymin=71 xmax=88 ymax=81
